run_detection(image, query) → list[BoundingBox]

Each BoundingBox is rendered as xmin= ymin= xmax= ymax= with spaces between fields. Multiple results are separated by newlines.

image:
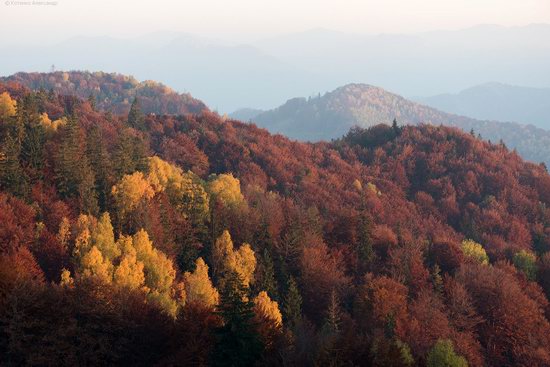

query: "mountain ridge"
xmin=0 ymin=71 xmax=207 ymax=115
xmin=239 ymin=82 xmax=550 ymax=165
xmin=416 ymin=83 xmax=550 ymax=128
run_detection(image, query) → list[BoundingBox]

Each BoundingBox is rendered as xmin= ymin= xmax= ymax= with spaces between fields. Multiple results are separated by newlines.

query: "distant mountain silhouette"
xmin=229 ymin=108 xmax=265 ymax=122
xmin=1 ymin=24 xmax=549 ymax=112
xmin=253 ymin=24 xmax=550 ymax=99
xmin=244 ymin=83 xmax=550 ymax=165
xmin=415 ymin=83 xmax=550 ymax=129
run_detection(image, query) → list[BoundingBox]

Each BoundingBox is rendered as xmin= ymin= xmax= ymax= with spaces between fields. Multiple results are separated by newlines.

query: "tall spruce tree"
xmin=20 ymin=120 xmax=45 ymax=182
xmin=392 ymin=118 xmax=401 ymax=137
xmin=256 ymin=248 xmax=279 ymax=301
xmin=86 ymin=125 xmax=112 ymax=212
xmin=213 ymin=271 xmax=263 ymax=366
xmin=357 ymin=211 xmax=374 ymax=275
xmin=0 ymin=134 xmax=28 ymax=197
xmin=128 ymin=97 xmax=145 ymax=131
xmin=54 ymin=115 xmax=98 ymax=215
xmin=113 ymin=129 xmax=148 ymax=180
xmin=282 ymin=275 xmax=302 ymax=329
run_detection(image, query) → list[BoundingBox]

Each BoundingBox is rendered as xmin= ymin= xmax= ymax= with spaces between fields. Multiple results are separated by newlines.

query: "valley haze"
xmin=1 ymin=24 xmax=549 ymax=113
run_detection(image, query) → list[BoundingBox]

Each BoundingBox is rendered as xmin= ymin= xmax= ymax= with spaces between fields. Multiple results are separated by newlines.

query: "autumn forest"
xmin=1 ymin=72 xmax=550 ymax=367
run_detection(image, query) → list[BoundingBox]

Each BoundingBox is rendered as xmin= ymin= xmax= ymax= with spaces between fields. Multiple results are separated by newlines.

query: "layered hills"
xmin=236 ymin=83 xmax=550 ymax=165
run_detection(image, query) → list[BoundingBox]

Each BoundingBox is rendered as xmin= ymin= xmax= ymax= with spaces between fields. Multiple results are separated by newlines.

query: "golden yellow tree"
xmin=132 ymin=229 xmax=176 ymax=293
xmin=60 ymin=268 xmax=74 ymax=287
xmin=80 ymin=246 xmax=112 ymax=284
xmin=92 ymin=212 xmax=120 ymax=262
xmin=183 ymin=257 xmax=219 ymax=307
xmin=145 ymin=156 xmax=209 ymax=221
xmin=208 ymin=173 xmax=244 ymax=207
xmin=39 ymin=113 xmax=52 ymax=129
xmin=212 ymin=230 xmax=235 ymax=277
xmin=0 ymin=92 xmax=17 ymax=120
xmin=212 ymin=230 xmax=256 ymax=286
xmin=113 ymin=235 xmax=145 ymax=289
xmin=72 ymin=214 xmax=95 ymax=261
xmin=39 ymin=113 xmax=67 ymax=132
xmin=131 ymin=229 xmax=181 ymax=316
xmin=253 ymin=291 xmax=283 ymax=347
xmin=232 ymin=243 xmax=256 ymax=287
xmin=461 ymin=239 xmax=489 ymax=265
xmin=57 ymin=217 xmax=71 ymax=251
xmin=70 ymin=212 xmax=183 ymax=316
xmin=146 ymin=156 xmax=183 ymax=193
xmin=111 ymin=171 xmax=155 ymax=220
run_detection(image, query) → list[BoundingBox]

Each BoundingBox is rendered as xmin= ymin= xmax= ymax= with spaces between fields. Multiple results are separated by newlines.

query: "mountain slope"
xmin=249 ymin=83 xmax=550 ymax=165
xmin=1 ymin=80 xmax=550 ymax=365
xmin=1 ymin=71 xmax=207 ymax=115
xmin=416 ymin=83 xmax=550 ymax=129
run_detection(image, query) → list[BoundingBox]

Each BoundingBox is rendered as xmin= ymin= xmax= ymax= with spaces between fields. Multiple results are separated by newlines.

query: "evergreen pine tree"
xmin=282 ymin=275 xmax=302 ymax=329
xmin=55 ymin=116 xmax=81 ymax=198
xmin=256 ymin=248 xmax=279 ymax=301
xmin=392 ymin=118 xmax=401 ymax=137
xmin=113 ymin=129 xmax=148 ymax=179
xmin=357 ymin=211 xmax=374 ymax=275
xmin=0 ymin=134 xmax=28 ymax=197
xmin=128 ymin=97 xmax=145 ymax=131
xmin=213 ymin=271 xmax=263 ymax=366
xmin=20 ymin=119 xmax=45 ymax=182
xmin=54 ymin=116 xmax=98 ymax=214
xmin=86 ymin=125 xmax=112 ymax=212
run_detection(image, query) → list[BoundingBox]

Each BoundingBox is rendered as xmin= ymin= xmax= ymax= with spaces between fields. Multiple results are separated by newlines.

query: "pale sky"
xmin=1 ymin=0 xmax=549 ymax=44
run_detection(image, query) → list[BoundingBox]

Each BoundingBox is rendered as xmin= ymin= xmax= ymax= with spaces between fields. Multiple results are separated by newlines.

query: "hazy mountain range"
xmin=1 ymin=24 xmax=549 ymax=112
xmin=231 ymin=83 xmax=550 ymax=166
xmin=415 ymin=83 xmax=550 ymax=129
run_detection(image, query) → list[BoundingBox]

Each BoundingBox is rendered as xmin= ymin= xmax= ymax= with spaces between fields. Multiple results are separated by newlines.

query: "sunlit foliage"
xmin=183 ymin=257 xmax=219 ymax=308
xmin=461 ymin=239 xmax=489 ymax=265
xmin=0 ymin=92 xmax=16 ymax=119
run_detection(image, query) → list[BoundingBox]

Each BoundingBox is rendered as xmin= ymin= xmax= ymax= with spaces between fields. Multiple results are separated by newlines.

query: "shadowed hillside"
xmin=246 ymin=83 xmax=550 ymax=165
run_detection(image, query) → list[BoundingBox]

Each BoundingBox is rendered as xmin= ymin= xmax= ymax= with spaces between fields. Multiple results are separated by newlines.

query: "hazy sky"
xmin=1 ymin=0 xmax=549 ymax=44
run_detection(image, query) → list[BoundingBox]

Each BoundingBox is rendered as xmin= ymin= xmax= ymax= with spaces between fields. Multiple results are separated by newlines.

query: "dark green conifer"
xmin=113 ymin=129 xmax=148 ymax=179
xmin=86 ymin=125 xmax=112 ymax=212
xmin=20 ymin=120 xmax=45 ymax=182
xmin=212 ymin=271 xmax=263 ymax=367
xmin=128 ymin=97 xmax=145 ymax=130
xmin=0 ymin=134 xmax=28 ymax=197
xmin=392 ymin=118 xmax=401 ymax=137
xmin=282 ymin=275 xmax=302 ymax=329
xmin=54 ymin=116 xmax=98 ymax=214
xmin=256 ymin=248 xmax=278 ymax=301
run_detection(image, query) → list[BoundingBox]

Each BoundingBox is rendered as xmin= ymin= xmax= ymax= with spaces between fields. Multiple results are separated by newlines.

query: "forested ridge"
xmin=1 ymin=77 xmax=550 ymax=366
xmin=248 ymin=83 xmax=550 ymax=166
xmin=1 ymin=71 xmax=207 ymax=116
